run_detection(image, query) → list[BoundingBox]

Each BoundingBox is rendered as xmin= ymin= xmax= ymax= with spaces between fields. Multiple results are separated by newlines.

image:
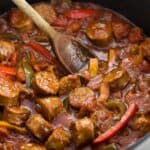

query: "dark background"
xmin=0 ymin=0 xmax=150 ymax=35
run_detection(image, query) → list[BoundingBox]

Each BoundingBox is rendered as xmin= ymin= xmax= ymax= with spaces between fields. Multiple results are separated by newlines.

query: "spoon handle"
xmin=12 ymin=0 xmax=57 ymax=39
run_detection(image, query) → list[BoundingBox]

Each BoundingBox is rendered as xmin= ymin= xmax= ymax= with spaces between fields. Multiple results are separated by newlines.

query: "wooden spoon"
xmin=12 ymin=0 xmax=91 ymax=73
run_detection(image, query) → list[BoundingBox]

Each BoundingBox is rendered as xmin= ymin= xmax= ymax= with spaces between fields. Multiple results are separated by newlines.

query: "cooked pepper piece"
xmin=71 ymin=117 xmax=94 ymax=146
xmin=20 ymin=143 xmax=46 ymax=150
xmin=8 ymin=9 xmax=33 ymax=32
xmin=46 ymin=127 xmax=71 ymax=150
xmin=0 ymin=40 xmax=15 ymax=62
xmin=26 ymin=114 xmax=52 ymax=141
xmin=64 ymin=9 xmax=97 ymax=19
xmin=108 ymin=48 xmax=118 ymax=69
xmin=27 ymin=42 xmax=59 ymax=65
xmin=86 ymin=20 xmax=112 ymax=46
xmin=59 ymin=75 xmax=81 ymax=95
xmin=23 ymin=54 xmax=34 ymax=88
xmin=69 ymin=87 xmax=95 ymax=109
xmin=98 ymin=82 xmax=110 ymax=103
xmin=89 ymin=58 xmax=99 ymax=77
xmin=3 ymin=106 xmax=30 ymax=126
xmin=36 ymin=97 xmax=63 ymax=121
xmin=103 ymin=67 xmax=130 ymax=90
xmin=0 ymin=121 xmax=26 ymax=133
xmin=105 ymin=101 xmax=127 ymax=120
xmin=0 ymin=32 xmax=19 ymax=40
xmin=93 ymin=103 xmax=137 ymax=144
xmin=102 ymin=143 xmax=117 ymax=150
xmin=32 ymin=71 xmax=59 ymax=95
xmin=0 ymin=76 xmax=20 ymax=106
xmin=0 ymin=65 xmax=16 ymax=76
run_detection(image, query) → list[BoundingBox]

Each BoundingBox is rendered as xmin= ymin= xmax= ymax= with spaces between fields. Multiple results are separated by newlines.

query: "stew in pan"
xmin=0 ymin=1 xmax=149 ymax=149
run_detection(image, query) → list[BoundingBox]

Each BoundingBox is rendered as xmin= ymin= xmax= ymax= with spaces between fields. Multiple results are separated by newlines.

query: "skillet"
xmin=0 ymin=0 xmax=150 ymax=149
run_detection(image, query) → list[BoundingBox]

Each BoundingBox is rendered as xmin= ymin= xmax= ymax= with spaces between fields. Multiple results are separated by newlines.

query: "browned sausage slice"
xmin=32 ymin=71 xmax=59 ymax=95
xmin=69 ymin=87 xmax=95 ymax=109
xmin=86 ymin=20 xmax=112 ymax=46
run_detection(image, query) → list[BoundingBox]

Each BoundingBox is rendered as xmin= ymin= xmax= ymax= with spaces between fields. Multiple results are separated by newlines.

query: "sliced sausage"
xmin=0 ymin=76 xmax=20 ymax=106
xmin=36 ymin=97 xmax=63 ymax=121
xmin=8 ymin=9 xmax=33 ymax=32
xmin=112 ymin=20 xmax=130 ymax=41
xmin=46 ymin=127 xmax=71 ymax=150
xmin=86 ymin=20 xmax=112 ymax=46
xmin=0 ymin=40 xmax=15 ymax=62
xmin=59 ymin=75 xmax=81 ymax=95
xmin=140 ymin=38 xmax=150 ymax=61
xmin=32 ymin=71 xmax=59 ymax=95
xmin=3 ymin=106 xmax=30 ymax=126
xmin=128 ymin=27 xmax=144 ymax=43
xmin=34 ymin=3 xmax=57 ymax=24
xmin=69 ymin=87 xmax=95 ymax=109
xmin=71 ymin=117 xmax=94 ymax=146
xmin=26 ymin=114 xmax=52 ymax=141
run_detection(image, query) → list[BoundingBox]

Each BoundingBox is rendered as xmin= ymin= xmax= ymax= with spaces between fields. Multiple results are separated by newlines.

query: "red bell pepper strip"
xmin=64 ymin=9 xmax=97 ymax=19
xmin=0 ymin=65 xmax=16 ymax=76
xmin=93 ymin=103 xmax=137 ymax=144
xmin=27 ymin=41 xmax=67 ymax=74
xmin=27 ymin=41 xmax=57 ymax=64
xmin=52 ymin=16 xmax=68 ymax=27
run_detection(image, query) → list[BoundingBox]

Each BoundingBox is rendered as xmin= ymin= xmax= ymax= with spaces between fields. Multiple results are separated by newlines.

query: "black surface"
xmin=0 ymin=0 xmax=150 ymax=149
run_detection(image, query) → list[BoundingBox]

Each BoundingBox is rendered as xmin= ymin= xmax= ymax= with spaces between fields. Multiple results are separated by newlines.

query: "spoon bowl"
xmin=12 ymin=0 xmax=90 ymax=73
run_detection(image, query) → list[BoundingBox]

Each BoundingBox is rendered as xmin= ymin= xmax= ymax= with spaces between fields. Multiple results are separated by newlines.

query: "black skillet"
xmin=0 ymin=0 xmax=150 ymax=149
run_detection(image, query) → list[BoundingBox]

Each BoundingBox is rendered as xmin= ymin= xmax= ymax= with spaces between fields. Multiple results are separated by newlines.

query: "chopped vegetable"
xmin=98 ymin=82 xmax=110 ymax=103
xmin=93 ymin=103 xmax=137 ymax=144
xmin=23 ymin=54 xmax=34 ymax=88
xmin=64 ymin=9 xmax=97 ymax=19
xmin=0 ymin=65 xmax=16 ymax=76
xmin=108 ymin=49 xmax=118 ymax=68
xmin=27 ymin=42 xmax=64 ymax=72
xmin=103 ymin=67 xmax=130 ymax=90
xmin=89 ymin=58 xmax=99 ymax=77
xmin=0 ymin=40 xmax=16 ymax=62
xmin=31 ymin=35 xmax=49 ymax=42
xmin=0 ymin=121 xmax=26 ymax=133
xmin=102 ymin=143 xmax=117 ymax=150
xmin=0 ymin=32 xmax=19 ymax=40
xmin=27 ymin=42 xmax=55 ymax=63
